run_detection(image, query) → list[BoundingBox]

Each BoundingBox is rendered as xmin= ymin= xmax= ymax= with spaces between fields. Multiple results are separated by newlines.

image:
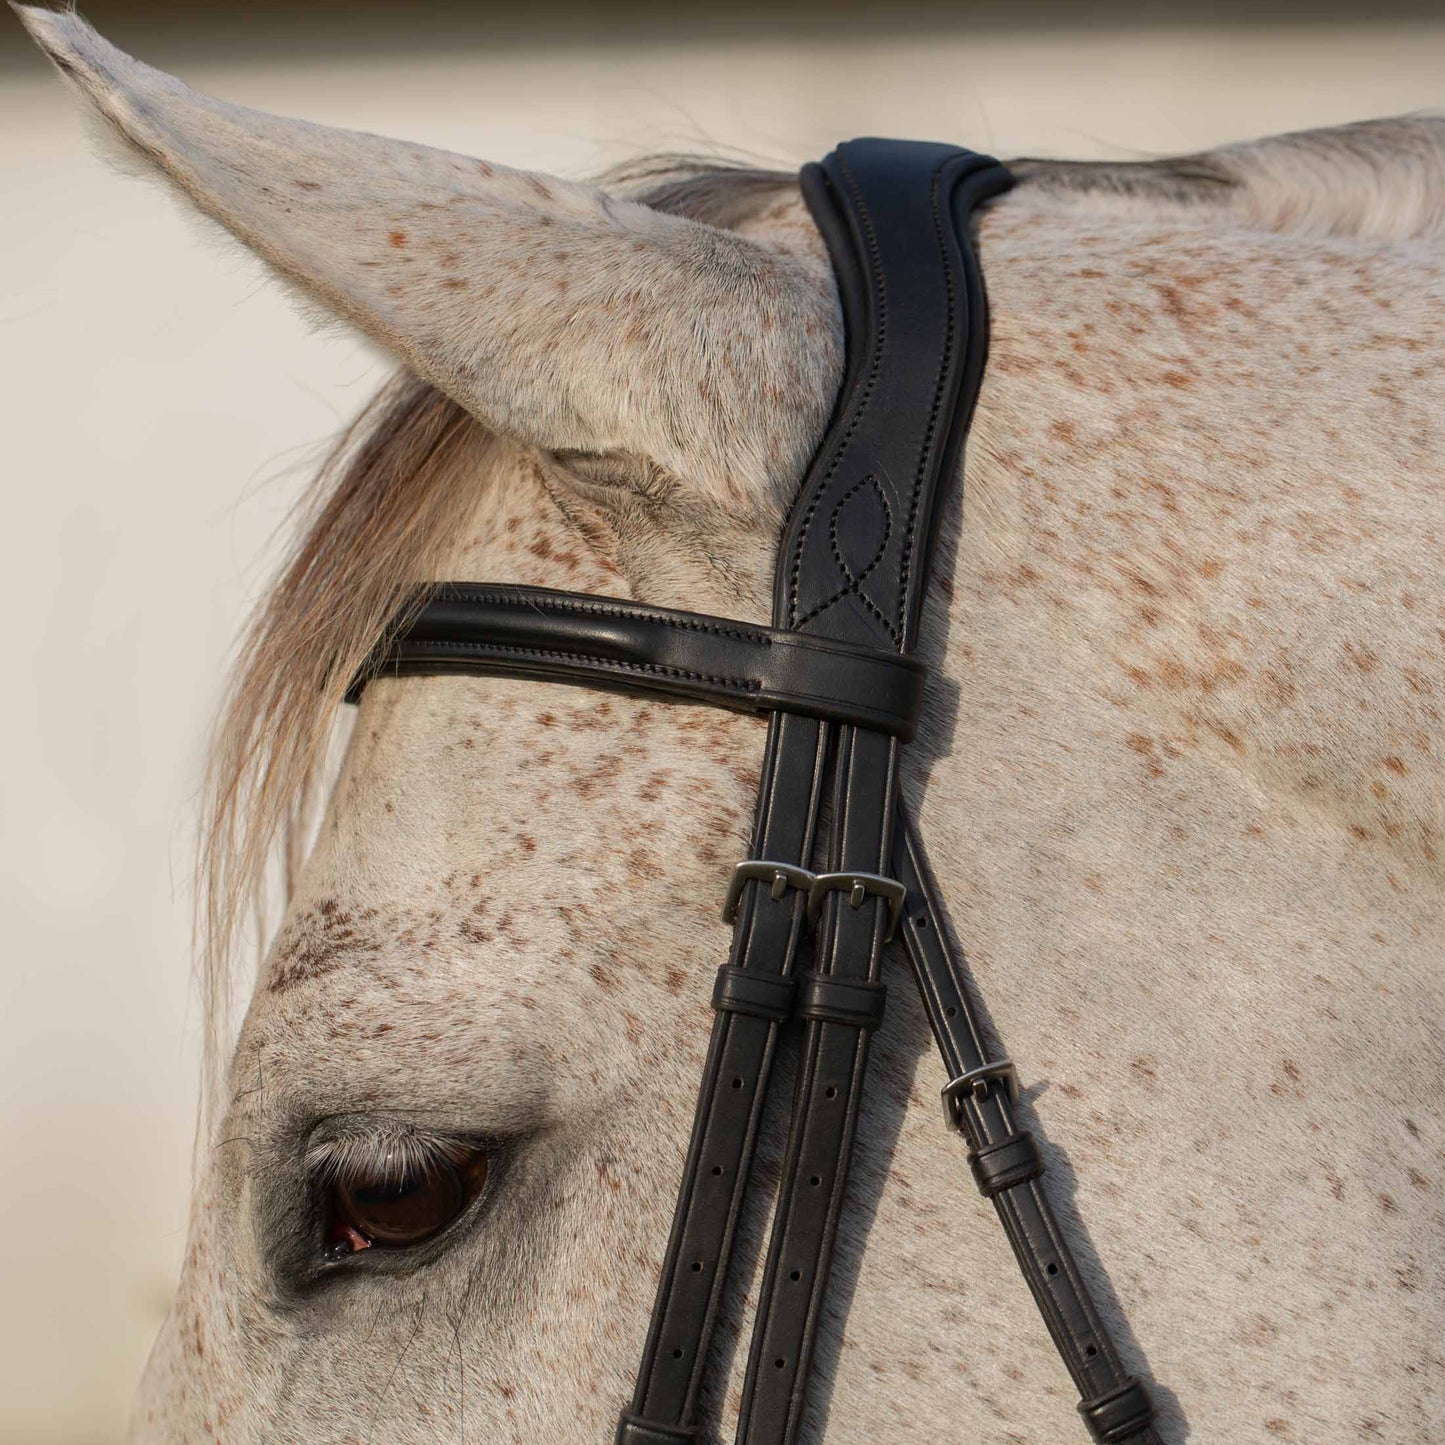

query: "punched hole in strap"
xmin=795 ymin=971 xmax=887 ymax=1030
xmin=710 ymin=965 xmax=796 ymax=1023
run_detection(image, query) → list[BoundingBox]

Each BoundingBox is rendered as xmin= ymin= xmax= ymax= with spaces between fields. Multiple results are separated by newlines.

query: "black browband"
xmin=352 ymin=139 xmax=1161 ymax=1445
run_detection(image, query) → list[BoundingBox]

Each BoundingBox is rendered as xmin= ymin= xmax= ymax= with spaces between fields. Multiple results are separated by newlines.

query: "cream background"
xmin=2 ymin=12 xmax=1442 ymax=1442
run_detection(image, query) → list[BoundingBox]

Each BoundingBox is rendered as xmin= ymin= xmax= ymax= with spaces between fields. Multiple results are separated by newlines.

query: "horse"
xmin=17 ymin=8 xmax=1443 ymax=1442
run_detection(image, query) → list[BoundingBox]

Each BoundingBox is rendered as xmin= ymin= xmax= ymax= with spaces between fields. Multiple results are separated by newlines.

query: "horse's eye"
xmin=325 ymin=1148 xmax=487 ymax=1257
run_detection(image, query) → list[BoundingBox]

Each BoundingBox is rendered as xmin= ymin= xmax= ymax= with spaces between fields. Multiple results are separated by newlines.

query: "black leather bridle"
xmin=352 ymin=139 xmax=1162 ymax=1445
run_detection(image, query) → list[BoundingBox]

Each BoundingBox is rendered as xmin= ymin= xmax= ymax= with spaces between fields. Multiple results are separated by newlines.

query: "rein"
xmin=352 ymin=139 xmax=1161 ymax=1445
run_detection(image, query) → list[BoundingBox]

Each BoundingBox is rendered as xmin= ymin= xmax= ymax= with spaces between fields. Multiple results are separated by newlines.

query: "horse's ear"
xmin=15 ymin=7 xmax=839 ymax=504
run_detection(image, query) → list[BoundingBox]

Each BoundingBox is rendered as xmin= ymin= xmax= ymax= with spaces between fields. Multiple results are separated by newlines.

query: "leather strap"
xmin=349 ymin=583 xmax=927 ymax=738
xmin=733 ymin=140 xmax=1014 ymax=1445
xmin=620 ymin=710 xmax=831 ymax=1435
xmin=892 ymin=812 xmax=1160 ymax=1445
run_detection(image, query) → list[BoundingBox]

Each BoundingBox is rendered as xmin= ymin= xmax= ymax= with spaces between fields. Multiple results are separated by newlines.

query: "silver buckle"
xmin=806 ymin=871 xmax=907 ymax=942
xmin=940 ymin=1061 xmax=1019 ymax=1131
xmin=721 ymin=861 xmax=817 ymax=924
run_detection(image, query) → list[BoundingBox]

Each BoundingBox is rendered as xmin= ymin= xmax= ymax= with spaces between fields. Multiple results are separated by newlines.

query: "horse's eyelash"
xmin=305 ymin=1125 xmax=473 ymax=1187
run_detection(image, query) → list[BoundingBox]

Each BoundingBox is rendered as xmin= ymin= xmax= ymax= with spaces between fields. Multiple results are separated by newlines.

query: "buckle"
xmin=721 ymin=861 xmax=817 ymax=924
xmin=940 ymin=1060 xmax=1019 ymax=1131
xmin=805 ymin=871 xmax=907 ymax=941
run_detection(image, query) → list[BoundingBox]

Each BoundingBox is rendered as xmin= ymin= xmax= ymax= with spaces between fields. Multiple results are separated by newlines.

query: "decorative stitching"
xmin=436 ymin=585 xmax=770 ymax=646
xmin=786 ymin=151 xmax=888 ymax=630
xmin=794 ymin=473 xmax=900 ymax=642
xmin=897 ymin=155 xmax=961 ymax=637
xmin=374 ymin=640 xmax=918 ymax=725
xmin=378 ymin=638 xmax=761 ymax=693
xmin=412 ymin=588 xmax=923 ymax=669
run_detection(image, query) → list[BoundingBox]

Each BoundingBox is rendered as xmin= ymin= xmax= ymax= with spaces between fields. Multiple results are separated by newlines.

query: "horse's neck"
xmin=832 ymin=198 xmax=1443 ymax=1441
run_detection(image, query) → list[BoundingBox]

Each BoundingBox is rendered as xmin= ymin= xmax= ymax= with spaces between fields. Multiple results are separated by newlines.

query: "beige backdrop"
xmin=3 ymin=8 xmax=1442 ymax=1442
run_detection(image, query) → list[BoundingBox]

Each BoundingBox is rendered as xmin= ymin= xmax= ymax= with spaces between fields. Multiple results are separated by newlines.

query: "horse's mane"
xmin=1014 ymin=114 xmax=1445 ymax=239
xmin=197 ymin=118 xmax=1445 ymax=1111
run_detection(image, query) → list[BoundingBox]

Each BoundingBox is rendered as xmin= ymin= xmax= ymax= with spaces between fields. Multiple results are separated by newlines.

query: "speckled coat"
xmin=18 ymin=7 xmax=1443 ymax=1443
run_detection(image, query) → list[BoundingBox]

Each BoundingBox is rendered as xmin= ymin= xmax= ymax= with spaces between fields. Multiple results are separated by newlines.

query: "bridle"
xmin=351 ymin=139 xmax=1162 ymax=1445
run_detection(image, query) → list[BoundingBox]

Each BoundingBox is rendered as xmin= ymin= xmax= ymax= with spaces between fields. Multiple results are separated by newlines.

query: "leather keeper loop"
xmin=710 ymin=966 xmax=796 ymax=1023
xmin=968 ymin=1130 xmax=1045 ymax=1198
xmin=1077 ymin=1377 xmax=1155 ymax=1443
xmin=795 ymin=972 xmax=887 ymax=1030
xmin=615 ymin=1415 xmax=698 ymax=1445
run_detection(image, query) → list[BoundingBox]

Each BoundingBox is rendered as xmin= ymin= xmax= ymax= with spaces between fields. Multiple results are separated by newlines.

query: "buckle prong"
xmin=806 ymin=871 xmax=907 ymax=941
xmin=722 ymin=861 xmax=817 ymax=924
xmin=941 ymin=1061 xmax=1020 ymax=1131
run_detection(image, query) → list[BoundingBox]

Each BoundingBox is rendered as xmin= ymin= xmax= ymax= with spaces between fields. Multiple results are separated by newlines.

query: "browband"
xmin=348 ymin=138 xmax=1160 ymax=1445
xmin=348 ymin=583 xmax=928 ymax=739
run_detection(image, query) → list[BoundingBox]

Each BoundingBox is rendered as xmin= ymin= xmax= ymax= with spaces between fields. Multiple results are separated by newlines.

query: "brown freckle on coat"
xmin=1382 ymin=755 xmax=1408 ymax=775
xmin=443 ymin=277 xmax=468 ymax=290
xmin=1377 ymin=1191 xmax=1398 ymax=1213
xmin=294 ymin=178 xmax=323 ymax=191
xmin=1234 ymin=1312 xmax=1279 ymax=1347
xmin=1131 ymin=1056 xmax=1158 ymax=1087
xmin=1208 ymin=721 xmax=1245 ymax=753
xmin=1407 ymin=1168 xmax=1429 ymax=1190
xmin=590 ymin=963 xmax=619 ymax=994
xmin=1343 ymin=641 xmax=1379 ymax=673
xmin=1048 ymin=418 xmax=1077 ymax=445
xmin=1265 ymin=1420 xmax=1293 ymax=1437
xmin=1160 ymin=369 xmax=1193 ymax=388
xmin=388 ymin=230 xmax=408 ymax=248
xmin=640 ymin=770 xmax=671 ymax=804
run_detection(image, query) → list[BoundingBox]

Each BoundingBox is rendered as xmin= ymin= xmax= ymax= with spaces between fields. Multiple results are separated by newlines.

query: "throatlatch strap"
xmin=892 ymin=813 xmax=1160 ymax=1445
